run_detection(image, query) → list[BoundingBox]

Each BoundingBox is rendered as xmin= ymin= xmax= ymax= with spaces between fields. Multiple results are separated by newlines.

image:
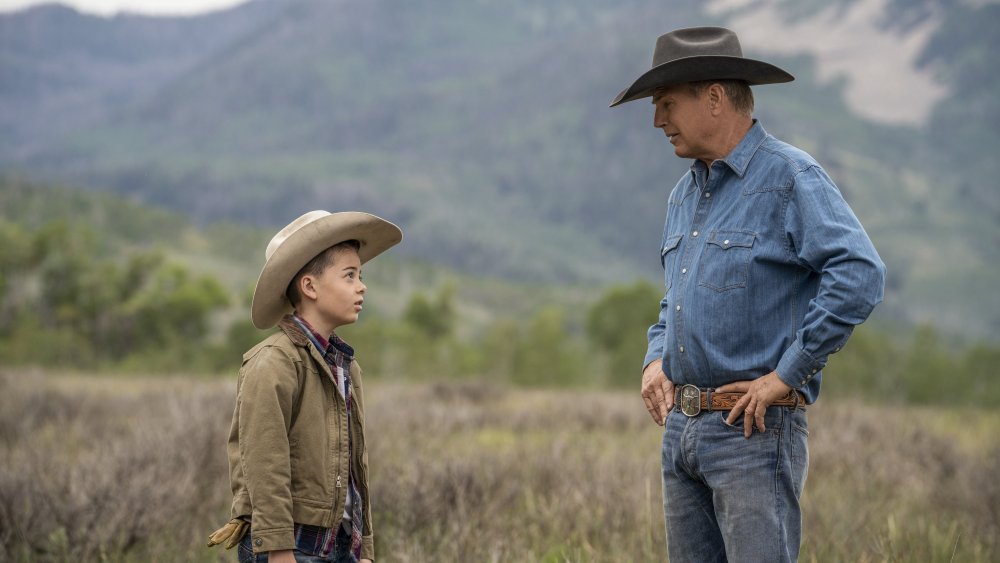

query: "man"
xmin=610 ymin=27 xmax=886 ymax=562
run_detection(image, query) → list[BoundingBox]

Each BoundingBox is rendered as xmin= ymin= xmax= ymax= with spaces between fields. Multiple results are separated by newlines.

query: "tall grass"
xmin=0 ymin=371 xmax=997 ymax=562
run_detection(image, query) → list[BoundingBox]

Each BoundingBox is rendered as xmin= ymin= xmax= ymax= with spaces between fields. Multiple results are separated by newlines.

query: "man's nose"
xmin=653 ymin=109 xmax=666 ymax=128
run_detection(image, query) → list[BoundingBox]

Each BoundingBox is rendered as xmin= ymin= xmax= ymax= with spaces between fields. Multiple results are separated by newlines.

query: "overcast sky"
xmin=0 ymin=0 xmax=249 ymax=16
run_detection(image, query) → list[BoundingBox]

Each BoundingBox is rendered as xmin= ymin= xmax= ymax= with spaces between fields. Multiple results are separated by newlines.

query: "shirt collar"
xmin=291 ymin=313 xmax=354 ymax=358
xmin=689 ymin=119 xmax=768 ymax=180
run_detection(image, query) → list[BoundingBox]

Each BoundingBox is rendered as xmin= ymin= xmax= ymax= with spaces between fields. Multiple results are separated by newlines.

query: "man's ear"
xmin=707 ymin=83 xmax=725 ymax=116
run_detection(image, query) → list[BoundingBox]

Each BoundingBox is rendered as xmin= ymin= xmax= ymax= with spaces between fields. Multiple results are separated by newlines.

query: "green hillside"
xmin=2 ymin=175 xmax=998 ymax=403
xmin=0 ymin=176 xmax=606 ymax=381
xmin=0 ymin=0 xmax=997 ymax=339
xmin=0 ymin=174 xmax=595 ymax=328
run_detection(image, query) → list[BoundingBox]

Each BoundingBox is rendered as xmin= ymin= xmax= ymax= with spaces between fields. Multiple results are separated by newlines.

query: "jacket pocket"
xmin=698 ymin=230 xmax=755 ymax=292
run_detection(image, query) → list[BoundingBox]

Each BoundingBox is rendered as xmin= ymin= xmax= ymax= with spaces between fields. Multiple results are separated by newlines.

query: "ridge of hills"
xmin=0 ymin=0 xmax=998 ymax=340
xmin=0 ymin=174 xmax=598 ymax=338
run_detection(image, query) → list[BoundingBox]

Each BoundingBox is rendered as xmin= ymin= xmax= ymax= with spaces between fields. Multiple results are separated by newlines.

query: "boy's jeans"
xmin=238 ymin=525 xmax=357 ymax=563
xmin=662 ymin=405 xmax=809 ymax=563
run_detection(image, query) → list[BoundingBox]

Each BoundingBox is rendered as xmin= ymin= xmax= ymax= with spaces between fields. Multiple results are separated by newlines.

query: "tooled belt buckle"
xmin=678 ymin=384 xmax=702 ymax=417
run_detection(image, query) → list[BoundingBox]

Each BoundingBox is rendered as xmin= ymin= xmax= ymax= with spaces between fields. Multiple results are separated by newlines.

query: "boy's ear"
xmin=299 ymin=275 xmax=318 ymax=301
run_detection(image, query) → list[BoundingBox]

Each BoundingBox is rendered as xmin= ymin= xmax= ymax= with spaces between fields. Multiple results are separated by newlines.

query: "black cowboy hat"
xmin=610 ymin=26 xmax=794 ymax=107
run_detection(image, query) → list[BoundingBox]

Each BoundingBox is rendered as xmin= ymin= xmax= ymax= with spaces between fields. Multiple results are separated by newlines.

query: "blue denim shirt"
xmin=644 ymin=121 xmax=886 ymax=403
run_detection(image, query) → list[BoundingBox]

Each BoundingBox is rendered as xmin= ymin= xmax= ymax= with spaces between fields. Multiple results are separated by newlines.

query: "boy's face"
xmin=302 ymin=247 xmax=366 ymax=331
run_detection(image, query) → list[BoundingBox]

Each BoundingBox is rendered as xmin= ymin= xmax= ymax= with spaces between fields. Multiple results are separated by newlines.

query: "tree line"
xmin=0 ymin=220 xmax=228 ymax=369
xmin=1 ymin=216 xmax=996 ymax=406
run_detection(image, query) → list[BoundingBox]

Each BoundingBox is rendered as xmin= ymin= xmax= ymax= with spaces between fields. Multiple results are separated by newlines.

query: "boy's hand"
xmin=361 ymin=559 xmax=373 ymax=563
xmin=206 ymin=518 xmax=248 ymax=549
xmin=269 ymin=550 xmax=296 ymax=563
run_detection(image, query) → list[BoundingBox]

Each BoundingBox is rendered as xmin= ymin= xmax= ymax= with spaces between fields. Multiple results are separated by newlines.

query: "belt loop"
xmin=705 ymin=388 xmax=713 ymax=413
xmin=792 ymin=390 xmax=801 ymax=410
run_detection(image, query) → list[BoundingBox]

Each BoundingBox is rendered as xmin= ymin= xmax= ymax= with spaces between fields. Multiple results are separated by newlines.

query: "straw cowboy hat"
xmin=609 ymin=26 xmax=794 ymax=107
xmin=251 ymin=210 xmax=403 ymax=329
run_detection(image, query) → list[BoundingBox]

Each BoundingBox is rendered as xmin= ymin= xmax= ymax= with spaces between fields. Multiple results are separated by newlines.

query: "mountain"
xmin=1 ymin=0 xmax=998 ymax=340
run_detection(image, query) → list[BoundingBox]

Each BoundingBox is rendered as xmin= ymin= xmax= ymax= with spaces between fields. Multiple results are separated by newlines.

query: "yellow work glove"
xmin=207 ymin=518 xmax=249 ymax=549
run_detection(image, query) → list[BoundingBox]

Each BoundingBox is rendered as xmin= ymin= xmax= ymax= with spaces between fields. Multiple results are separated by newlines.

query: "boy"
xmin=208 ymin=210 xmax=402 ymax=563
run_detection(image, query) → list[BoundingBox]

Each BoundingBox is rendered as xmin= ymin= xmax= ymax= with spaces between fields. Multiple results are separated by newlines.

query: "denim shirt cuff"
xmin=776 ymin=341 xmax=822 ymax=389
xmin=643 ymin=350 xmax=663 ymax=373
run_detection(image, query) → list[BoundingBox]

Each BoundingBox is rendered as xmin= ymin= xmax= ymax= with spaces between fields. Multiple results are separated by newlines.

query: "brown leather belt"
xmin=673 ymin=384 xmax=806 ymax=417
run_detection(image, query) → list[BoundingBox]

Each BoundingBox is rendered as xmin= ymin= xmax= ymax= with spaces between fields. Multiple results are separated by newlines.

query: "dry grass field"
xmin=1 ymin=370 xmax=998 ymax=562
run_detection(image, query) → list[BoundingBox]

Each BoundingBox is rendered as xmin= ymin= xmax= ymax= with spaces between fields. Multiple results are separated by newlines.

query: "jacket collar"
xmin=277 ymin=314 xmax=310 ymax=347
xmin=276 ymin=314 xmax=357 ymax=386
xmin=277 ymin=314 xmax=339 ymax=384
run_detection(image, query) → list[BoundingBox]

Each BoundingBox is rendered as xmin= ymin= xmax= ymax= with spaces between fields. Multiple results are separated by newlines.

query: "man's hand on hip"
xmin=641 ymin=361 xmax=674 ymax=426
xmin=717 ymin=371 xmax=792 ymax=438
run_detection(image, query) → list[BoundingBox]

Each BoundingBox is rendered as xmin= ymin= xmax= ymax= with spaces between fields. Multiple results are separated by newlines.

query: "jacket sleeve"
xmin=236 ymin=344 xmax=302 ymax=553
xmin=777 ymin=165 xmax=886 ymax=389
xmin=352 ymin=361 xmax=376 ymax=560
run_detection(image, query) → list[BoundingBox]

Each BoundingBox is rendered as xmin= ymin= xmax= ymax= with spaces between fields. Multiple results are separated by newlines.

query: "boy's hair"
xmin=285 ymin=239 xmax=362 ymax=307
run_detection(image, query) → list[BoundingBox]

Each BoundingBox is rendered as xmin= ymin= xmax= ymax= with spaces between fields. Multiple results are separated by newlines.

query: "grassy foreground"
xmin=0 ymin=371 xmax=997 ymax=562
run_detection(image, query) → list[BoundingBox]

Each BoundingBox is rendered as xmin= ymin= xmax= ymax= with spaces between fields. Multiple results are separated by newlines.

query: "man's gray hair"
xmin=687 ymin=79 xmax=754 ymax=117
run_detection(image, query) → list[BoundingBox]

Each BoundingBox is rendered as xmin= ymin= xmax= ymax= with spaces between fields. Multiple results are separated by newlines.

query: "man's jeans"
xmin=237 ymin=525 xmax=358 ymax=563
xmin=662 ymin=405 xmax=809 ymax=563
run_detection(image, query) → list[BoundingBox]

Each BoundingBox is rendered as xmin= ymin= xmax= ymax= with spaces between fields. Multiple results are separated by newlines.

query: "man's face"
xmin=652 ymin=83 xmax=714 ymax=161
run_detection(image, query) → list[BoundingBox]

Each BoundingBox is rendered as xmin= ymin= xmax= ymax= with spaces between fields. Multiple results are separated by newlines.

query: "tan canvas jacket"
xmin=227 ymin=315 xmax=374 ymax=558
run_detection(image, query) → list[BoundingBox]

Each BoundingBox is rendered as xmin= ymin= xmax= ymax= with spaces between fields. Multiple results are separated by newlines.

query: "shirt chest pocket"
xmin=698 ymin=230 xmax=756 ymax=292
